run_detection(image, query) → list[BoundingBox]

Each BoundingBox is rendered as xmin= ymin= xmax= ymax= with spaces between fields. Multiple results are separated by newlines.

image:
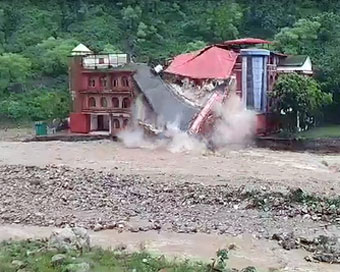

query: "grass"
xmin=298 ymin=125 xmax=340 ymax=139
xmin=0 ymin=240 xmax=235 ymax=272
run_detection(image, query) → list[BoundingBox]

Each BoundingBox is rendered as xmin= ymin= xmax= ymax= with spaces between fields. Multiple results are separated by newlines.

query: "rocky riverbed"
xmin=1 ymin=164 xmax=339 ymax=240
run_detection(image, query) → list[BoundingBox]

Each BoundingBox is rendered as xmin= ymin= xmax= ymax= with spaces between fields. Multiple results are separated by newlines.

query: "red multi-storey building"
xmin=69 ymin=44 xmax=135 ymax=136
xmin=68 ymin=40 xmax=313 ymax=138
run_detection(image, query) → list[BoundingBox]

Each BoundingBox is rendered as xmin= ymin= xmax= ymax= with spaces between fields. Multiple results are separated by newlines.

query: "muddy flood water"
xmin=0 ymin=140 xmax=340 ymax=272
xmin=1 ymin=140 xmax=340 ymax=194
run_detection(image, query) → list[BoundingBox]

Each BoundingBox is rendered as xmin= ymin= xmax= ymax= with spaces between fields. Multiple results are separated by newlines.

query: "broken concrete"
xmin=132 ymin=63 xmax=200 ymax=131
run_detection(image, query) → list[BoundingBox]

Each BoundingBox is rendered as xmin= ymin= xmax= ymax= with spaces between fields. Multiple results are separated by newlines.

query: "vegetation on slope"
xmin=0 ymin=239 xmax=250 ymax=272
xmin=0 ymin=0 xmax=339 ymax=123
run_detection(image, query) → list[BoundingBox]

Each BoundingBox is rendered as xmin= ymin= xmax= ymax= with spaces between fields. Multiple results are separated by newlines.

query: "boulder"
xmin=48 ymin=227 xmax=90 ymax=252
xmin=64 ymin=263 xmax=90 ymax=272
xmin=51 ymin=254 xmax=67 ymax=266
xmin=12 ymin=260 xmax=25 ymax=269
xmin=241 ymin=267 xmax=257 ymax=272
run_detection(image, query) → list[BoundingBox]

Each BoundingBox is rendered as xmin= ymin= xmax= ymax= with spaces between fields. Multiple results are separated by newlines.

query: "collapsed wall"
xmin=132 ymin=63 xmax=200 ymax=131
xmin=118 ymin=63 xmax=255 ymax=152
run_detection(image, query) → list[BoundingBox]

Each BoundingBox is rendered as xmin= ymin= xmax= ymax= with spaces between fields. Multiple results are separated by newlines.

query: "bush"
xmin=0 ymin=89 xmax=71 ymax=122
xmin=270 ymin=73 xmax=332 ymax=132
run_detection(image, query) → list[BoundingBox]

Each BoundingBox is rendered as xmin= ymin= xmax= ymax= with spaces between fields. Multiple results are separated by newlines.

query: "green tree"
xmin=271 ymin=73 xmax=332 ymax=132
xmin=184 ymin=41 xmax=206 ymax=53
xmin=32 ymin=37 xmax=78 ymax=76
xmin=274 ymin=18 xmax=321 ymax=54
xmin=0 ymin=53 xmax=31 ymax=93
xmin=101 ymin=44 xmax=122 ymax=53
xmin=208 ymin=1 xmax=243 ymax=41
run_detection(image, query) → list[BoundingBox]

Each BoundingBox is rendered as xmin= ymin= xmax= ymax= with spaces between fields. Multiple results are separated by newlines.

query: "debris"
xmin=273 ymin=232 xmax=340 ymax=264
xmin=0 ymin=164 xmax=339 ymax=240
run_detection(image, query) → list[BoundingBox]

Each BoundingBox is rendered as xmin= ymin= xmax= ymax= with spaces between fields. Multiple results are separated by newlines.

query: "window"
xmin=123 ymin=119 xmax=129 ymax=128
xmin=100 ymin=97 xmax=107 ymax=107
xmin=122 ymin=97 xmax=130 ymax=109
xmin=121 ymin=76 xmax=129 ymax=87
xmin=112 ymin=78 xmax=118 ymax=88
xmin=100 ymin=77 xmax=108 ymax=87
xmin=99 ymin=58 xmax=105 ymax=64
xmin=88 ymin=97 xmax=96 ymax=108
xmin=89 ymin=78 xmax=96 ymax=88
xmin=113 ymin=119 xmax=120 ymax=129
xmin=112 ymin=97 xmax=119 ymax=108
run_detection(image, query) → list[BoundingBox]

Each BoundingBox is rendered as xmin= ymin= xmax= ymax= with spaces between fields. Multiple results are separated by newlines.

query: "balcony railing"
xmin=82 ymin=54 xmax=128 ymax=69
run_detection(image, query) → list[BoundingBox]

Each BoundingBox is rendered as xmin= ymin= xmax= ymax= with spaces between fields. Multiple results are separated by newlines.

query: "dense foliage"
xmin=0 ymin=0 xmax=339 ymax=122
xmin=271 ymin=73 xmax=332 ymax=132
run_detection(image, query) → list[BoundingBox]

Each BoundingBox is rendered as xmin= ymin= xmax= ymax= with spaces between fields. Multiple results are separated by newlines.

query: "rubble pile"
xmin=0 ymin=165 xmax=339 ymax=238
xmin=273 ymin=232 xmax=340 ymax=264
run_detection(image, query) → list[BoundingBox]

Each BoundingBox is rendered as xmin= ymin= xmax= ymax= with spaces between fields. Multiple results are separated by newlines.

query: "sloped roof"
xmin=278 ymin=55 xmax=308 ymax=67
xmin=132 ymin=63 xmax=200 ymax=130
xmin=224 ymin=38 xmax=273 ymax=46
xmin=72 ymin=44 xmax=92 ymax=55
xmin=165 ymin=46 xmax=238 ymax=80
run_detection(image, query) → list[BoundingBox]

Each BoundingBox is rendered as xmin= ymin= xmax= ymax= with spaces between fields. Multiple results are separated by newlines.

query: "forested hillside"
xmin=0 ymin=0 xmax=340 ymax=122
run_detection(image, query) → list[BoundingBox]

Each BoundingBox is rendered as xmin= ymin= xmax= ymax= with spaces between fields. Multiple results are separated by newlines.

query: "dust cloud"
xmin=212 ymin=93 xmax=256 ymax=147
xmin=118 ymin=123 xmax=206 ymax=154
xmin=118 ymin=93 xmax=256 ymax=153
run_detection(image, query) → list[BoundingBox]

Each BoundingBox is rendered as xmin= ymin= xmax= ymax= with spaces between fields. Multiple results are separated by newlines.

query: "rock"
xmin=51 ymin=254 xmax=67 ymax=266
xmin=93 ymin=224 xmax=103 ymax=232
xmin=228 ymin=243 xmax=237 ymax=250
xmin=115 ymin=243 xmax=127 ymax=251
xmin=64 ymin=263 xmax=90 ymax=272
xmin=272 ymin=232 xmax=298 ymax=250
xmin=48 ymin=227 xmax=90 ymax=252
xmin=129 ymin=226 xmax=140 ymax=233
xmin=0 ymin=164 xmax=339 ymax=246
xmin=12 ymin=260 xmax=25 ymax=269
xmin=241 ymin=267 xmax=257 ymax=272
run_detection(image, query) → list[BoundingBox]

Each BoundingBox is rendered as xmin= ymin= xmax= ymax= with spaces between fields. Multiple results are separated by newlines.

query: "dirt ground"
xmin=0 ymin=126 xmax=34 ymax=142
xmin=0 ymin=140 xmax=340 ymax=195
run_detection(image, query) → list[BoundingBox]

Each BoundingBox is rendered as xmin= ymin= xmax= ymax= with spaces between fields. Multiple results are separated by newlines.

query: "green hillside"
xmin=0 ymin=0 xmax=339 ymax=122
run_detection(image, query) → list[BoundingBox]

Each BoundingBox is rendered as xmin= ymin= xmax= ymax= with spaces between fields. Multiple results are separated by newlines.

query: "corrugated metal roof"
xmin=224 ymin=38 xmax=273 ymax=45
xmin=165 ymin=46 xmax=238 ymax=79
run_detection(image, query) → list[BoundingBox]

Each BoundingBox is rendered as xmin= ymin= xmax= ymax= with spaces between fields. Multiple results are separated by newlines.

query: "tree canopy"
xmin=0 ymin=0 xmax=339 ymax=122
xmin=271 ymin=73 xmax=332 ymax=131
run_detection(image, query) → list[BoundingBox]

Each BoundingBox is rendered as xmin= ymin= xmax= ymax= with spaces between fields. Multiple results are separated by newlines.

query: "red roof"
xmin=165 ymin=46 xmax=238 ymax=79
xmin=224 ymin=38 xmax=272 ymax=46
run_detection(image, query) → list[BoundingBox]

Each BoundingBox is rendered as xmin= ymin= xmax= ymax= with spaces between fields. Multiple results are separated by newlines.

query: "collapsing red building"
xmin=164 ymin=38 xmax=313 ymax=135
xmin=68 ymin=39 xmax=312 ymax=138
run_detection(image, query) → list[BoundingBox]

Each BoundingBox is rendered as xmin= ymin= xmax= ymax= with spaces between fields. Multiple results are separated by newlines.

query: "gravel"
xmin=0 ymin=164 xmax=339 ymax=239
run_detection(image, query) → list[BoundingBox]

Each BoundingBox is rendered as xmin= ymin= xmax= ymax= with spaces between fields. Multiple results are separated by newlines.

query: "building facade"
xmin=69 ymin=45 xmax=135 ymax=136
xmin=165 ymin=38 xmax=313 ymax=135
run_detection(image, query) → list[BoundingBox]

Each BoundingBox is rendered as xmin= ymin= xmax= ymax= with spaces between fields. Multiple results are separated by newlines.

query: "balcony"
xmin=79 ymin=89 xmax=131 ymax=94
xmin=82 ymin=54 xmax=129 ymax=70
xmin=81 ymin=95 xmax=132 ymax=114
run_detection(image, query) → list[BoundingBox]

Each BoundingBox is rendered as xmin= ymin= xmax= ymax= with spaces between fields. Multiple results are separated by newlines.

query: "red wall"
xmin=256 ymin=113 xmax=280 ymax=135
xmin=70 ymin=113 xmax=90 ymax=134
